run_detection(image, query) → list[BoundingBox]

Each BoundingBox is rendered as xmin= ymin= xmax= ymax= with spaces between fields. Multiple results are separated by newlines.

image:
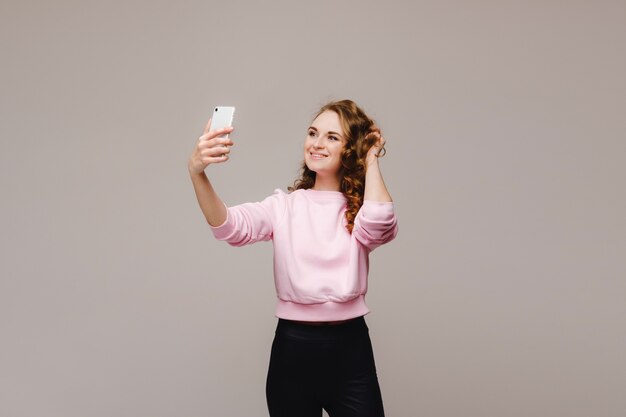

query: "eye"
xmin=308 ymin=130 xmax=316 ymax=137
xmin=329 ymin=135 xmax=339 ymax=141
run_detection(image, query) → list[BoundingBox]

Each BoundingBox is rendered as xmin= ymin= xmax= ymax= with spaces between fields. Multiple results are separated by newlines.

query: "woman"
xmin=188 ymin=99 xmax=398 ymax=417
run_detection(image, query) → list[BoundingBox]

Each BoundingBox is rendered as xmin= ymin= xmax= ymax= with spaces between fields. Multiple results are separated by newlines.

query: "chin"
xmin=303 ymin=161 xmax=316 ymax=173
xmin=304 ymin=157 xmax=319 ymax=170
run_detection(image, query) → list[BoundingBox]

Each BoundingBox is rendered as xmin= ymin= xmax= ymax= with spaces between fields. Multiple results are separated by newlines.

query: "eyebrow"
xmin=308 ymin=126 xmax=344 ymax=139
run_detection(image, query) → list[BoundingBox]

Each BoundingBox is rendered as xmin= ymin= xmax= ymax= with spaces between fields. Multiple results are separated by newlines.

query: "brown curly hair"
xmin=288 ymin=99 xmax=384 ymax=233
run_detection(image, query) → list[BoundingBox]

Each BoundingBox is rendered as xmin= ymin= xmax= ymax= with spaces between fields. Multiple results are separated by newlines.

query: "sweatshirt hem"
xmin=275 ymin=295 xmax=370 ymax=322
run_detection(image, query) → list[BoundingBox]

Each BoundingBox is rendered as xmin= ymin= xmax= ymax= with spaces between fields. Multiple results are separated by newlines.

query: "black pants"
xmin=266 ymin=316 xmax=385 ymax=417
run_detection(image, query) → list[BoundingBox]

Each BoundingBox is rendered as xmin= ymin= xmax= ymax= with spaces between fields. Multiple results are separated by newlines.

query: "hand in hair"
xmin=188 ymin=117 xmax=235 ymax=175
xmin=365 ymin=125 xmax=386 ymax=166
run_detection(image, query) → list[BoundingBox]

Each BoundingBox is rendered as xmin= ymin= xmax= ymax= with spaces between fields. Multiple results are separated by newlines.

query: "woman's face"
xmin=304 ymin=110 xmax=345 ymax=178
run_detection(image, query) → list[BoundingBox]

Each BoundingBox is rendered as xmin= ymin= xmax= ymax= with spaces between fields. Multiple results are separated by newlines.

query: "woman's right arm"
xmin=188 ymin=117 xmax=234 ymax=227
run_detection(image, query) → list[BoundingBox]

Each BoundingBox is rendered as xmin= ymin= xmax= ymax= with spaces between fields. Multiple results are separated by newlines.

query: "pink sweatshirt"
xmin=210 ymin=188 xmax=398 ymax=321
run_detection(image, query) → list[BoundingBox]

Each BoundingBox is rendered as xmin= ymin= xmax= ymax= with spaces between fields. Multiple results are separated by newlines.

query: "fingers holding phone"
xmin=204 ymin=105 xmax=235 ymax=161
xmin=188 ymin=107 xmax=236 ymax=174
xmin=188 ymin=124 xmax=233 ymax=172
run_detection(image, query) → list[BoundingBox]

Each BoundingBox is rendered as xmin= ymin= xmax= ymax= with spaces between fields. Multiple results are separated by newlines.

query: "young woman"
xmin=188 ymin=99 xmax=398 ymax=417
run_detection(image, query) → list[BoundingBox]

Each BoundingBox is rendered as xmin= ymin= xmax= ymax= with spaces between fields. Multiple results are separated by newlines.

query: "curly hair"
xmin=288 ymin=99 xmax=384 ymax=233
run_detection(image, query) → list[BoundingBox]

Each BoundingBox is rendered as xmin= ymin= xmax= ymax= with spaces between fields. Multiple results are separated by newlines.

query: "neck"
xmin=312 ymin=174 xmax=341 ymax=192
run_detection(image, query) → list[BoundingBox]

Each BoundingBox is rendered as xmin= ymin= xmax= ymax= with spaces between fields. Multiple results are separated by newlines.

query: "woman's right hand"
xmin=188 ymin=117 xmax=235 ymax=175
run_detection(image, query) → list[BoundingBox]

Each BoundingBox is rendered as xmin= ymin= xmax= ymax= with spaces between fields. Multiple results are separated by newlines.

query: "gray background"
xmin=1 ymin=1 xmax=625 ymax=416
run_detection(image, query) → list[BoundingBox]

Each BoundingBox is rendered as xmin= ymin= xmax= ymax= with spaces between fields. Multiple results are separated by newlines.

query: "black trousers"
xmin=266 ymin=316 xmax=385 ymax=417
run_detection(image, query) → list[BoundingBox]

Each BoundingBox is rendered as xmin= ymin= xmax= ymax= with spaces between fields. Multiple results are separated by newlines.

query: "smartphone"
xmin=210 ymin=106 xmax=235 ymax=138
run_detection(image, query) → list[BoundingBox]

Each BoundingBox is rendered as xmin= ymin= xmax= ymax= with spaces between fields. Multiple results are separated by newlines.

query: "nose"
xmin=313 ymin=135 xmax=325 ymax=148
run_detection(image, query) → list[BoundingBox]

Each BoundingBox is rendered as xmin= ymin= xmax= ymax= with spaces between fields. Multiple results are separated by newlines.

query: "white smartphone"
xmin=210 ymin=106 xmax=235 ymax=138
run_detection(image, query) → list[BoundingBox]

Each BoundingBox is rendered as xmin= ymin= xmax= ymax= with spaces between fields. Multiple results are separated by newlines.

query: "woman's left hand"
xmin=365 ymin=126 xmax=386 ymax=166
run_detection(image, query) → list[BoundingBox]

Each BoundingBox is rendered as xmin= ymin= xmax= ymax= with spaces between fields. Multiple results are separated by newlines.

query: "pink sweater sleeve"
xmin=209 ymin=189 xmax=286 ymax=246
xmin=352 ymin=200 xmax=398 ymax=251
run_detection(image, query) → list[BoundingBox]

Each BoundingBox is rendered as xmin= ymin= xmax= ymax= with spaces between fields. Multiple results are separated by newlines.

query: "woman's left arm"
xmin=363 ymin=129 xmax=392 ymax=202
xmin=353 ymin=130 xmax=397 ymax=250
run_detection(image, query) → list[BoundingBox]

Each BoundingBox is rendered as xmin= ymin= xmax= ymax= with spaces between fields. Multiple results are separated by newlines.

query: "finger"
xmin=200 ymin=127 xmax=234 ymax=143
xmin=368 ymin=131 xmax=382 ymax=141
xmin=201 ymin=147 xmax=228 ymax=157
xmin=201 ymin=136 xmax=234 ymax=149
xmin=202 ymin=155 xmax=229 ymax=164
xmin=216 ymin=137 xmax=234 ymax=146
xmin=206 ymin=126 xmax=235 ymax=140
xmin=202 ymin=145 xmax=231 ymax=157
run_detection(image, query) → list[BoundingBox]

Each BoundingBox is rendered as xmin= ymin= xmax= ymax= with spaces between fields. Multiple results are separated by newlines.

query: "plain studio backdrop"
xmin=1 ymin=1 xmax=625 ymax=416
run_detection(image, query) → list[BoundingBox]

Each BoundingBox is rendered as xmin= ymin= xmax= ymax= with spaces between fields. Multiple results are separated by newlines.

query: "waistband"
xmin=275 ymin=295 xmax=370 ymax=322
xmin=275 ymin=315 xmax=368 ymax=342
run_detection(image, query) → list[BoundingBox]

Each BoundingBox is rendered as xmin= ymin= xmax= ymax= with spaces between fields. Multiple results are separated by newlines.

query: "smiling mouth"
xmin=309 ymin=152 xmax=329 ymax=159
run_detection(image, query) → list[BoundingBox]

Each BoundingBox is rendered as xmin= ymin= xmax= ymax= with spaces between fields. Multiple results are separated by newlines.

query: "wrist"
xmin=188 ymin=165 xmax=206 ymax=177
xmin=365 ymin=156 xmax=379 ymax=170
